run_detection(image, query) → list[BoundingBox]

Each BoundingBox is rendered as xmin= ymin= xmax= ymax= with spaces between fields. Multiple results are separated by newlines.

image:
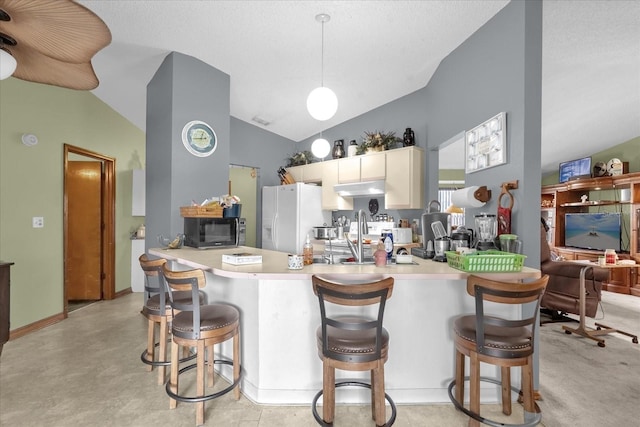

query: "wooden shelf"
xmin=542 ymin=171 xmax=640 ymax=295
xmin=560 ymin=200 xmax=630 ymax=207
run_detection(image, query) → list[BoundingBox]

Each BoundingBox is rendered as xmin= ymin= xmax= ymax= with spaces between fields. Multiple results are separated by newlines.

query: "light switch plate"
xmin=32 ymin=217 xmax=44 ymax=228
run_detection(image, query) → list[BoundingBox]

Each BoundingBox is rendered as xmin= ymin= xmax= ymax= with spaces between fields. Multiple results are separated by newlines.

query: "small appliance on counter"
xmin=431 ymin=221 xmax=450 ymax=262
xmin=474 ymin=213 xmax=498 ymax=250
xmin=420 ymin=200 xmax=451 ymax=250
xmin=450 ymin=226 xmax=473 ymax=251
xmin=184 ymin=217 xmax=245 ymax=249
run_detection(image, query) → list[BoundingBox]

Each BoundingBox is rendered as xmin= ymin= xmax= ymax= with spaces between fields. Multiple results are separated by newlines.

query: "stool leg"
xmin=522 ymin=356 xmax=535 ymax=413
xmin=373 ymin=364 xmax=386 ymax=427
xmin=454 ymin=349 xmax=465 ymax=405
xmin=322 ymin=362 xmax=335 ymax=424
xmin=169 ymin=339 xmax=179 ymax=409
xmin=146 ymin=319 xmax=155 ymax=371
xmin=233 ymin=327 xmax=241 ymax=400
xmin=501 ymin=366 xmax=511 ymax=415
xmin=158 ymin=316 xmax=168 ymax=385
xmin=469 ymin=352 xmax=480 ymax=427
xmin=196 ymin=340 xmax=206 ymax=426
xmin=370 ymin=369 xmax=375 ymax=421
xmin=207 ymin=344 xmax=215 ymax=388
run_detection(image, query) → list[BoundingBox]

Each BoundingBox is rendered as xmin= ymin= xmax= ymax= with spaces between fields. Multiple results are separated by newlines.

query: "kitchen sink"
xmin=340 ymin=257 xmax=376 ymax=265
xmin=312 ymin=255 xmax=393 ymax=265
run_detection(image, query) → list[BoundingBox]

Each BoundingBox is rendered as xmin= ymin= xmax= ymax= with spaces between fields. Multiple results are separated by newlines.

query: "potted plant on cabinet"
xmin=285 ymin=150 xmax=314 ymax=167
xmin=356 ymin=131 xmax=402 ymax=155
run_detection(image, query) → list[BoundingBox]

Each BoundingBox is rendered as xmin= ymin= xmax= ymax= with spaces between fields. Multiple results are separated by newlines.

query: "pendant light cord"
xmin=320 ymin=20 xmax=325 ymax=87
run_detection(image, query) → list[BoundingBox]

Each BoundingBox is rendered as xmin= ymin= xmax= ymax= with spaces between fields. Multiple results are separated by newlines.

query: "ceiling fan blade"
xmin=0 ymin=0 xmax=111 ymax=64
xmin=11 ymin=46 xmax=99 ymax=90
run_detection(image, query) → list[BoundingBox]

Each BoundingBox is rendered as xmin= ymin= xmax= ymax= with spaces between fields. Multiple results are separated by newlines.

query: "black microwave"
xmin=184 ymin=217 xmax=242 ymax=249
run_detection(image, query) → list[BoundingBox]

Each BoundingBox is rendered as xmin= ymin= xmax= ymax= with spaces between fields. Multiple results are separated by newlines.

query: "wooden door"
xmin=66 ymin=161 xmax=103 ymax=300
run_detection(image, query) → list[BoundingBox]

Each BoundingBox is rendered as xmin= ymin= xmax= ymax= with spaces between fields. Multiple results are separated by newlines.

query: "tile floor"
xmin=1 ymin=291 xmax=561 ymax=426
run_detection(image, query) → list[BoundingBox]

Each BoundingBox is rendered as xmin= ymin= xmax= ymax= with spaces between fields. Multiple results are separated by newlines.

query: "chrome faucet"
xmin=346 ymin=209 xmax=369 ymax=263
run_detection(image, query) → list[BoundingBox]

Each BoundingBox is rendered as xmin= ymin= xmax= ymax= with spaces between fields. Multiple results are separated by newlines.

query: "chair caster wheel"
xmin=596 ymin=326 xmax=601 ymax=330
xmin=565 ymin=330 xmax=572 ymax=335
xmin=597 ymin=341 xmax=605 ymax=348
xmin=632 ymin=337 xmax=638 ymax=344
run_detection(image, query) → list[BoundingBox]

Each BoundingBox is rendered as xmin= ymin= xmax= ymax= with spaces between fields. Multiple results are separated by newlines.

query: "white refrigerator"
xmin=262 ymin=183 xmax=330 ymax=254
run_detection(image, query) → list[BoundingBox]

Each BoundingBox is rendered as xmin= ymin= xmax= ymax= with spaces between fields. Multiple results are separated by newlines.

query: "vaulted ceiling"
xmin=79 ymin=0 xmax=639 ymax=174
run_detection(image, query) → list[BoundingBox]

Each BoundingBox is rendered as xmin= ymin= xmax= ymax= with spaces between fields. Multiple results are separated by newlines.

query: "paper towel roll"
xmin=451 ymin=186 xmax=486 ymax=208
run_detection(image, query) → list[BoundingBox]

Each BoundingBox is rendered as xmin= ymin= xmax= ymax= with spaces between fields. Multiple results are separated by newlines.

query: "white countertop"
xmin=149 ymin=246 xmax=540 ymax=281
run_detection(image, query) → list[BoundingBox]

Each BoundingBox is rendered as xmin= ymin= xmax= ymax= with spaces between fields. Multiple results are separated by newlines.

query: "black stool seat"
xmin=454 ymin=315 xmax=532 ymax=353
xmin=316 ymin=316 xmax=389 ymax=359
xmin=172 ymin=304 xmax=239 ymax=338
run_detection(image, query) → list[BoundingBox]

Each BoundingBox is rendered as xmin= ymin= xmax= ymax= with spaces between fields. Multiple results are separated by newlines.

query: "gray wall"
xmin=424 ymin=0 xmax=543 ymax=268
xmin=298 ymin=1 xmax=543 ymax=269
xmin=146 ymin=52 xmax=231 ymax=246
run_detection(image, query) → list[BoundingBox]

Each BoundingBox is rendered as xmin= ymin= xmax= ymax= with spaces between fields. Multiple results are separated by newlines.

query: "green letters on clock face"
xmin=182 ymin=120 xmax=217 ymax=157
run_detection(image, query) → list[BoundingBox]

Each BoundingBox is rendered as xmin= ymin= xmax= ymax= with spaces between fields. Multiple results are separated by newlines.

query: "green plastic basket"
xmin=445 ymin=250 xmax=526 ymax=272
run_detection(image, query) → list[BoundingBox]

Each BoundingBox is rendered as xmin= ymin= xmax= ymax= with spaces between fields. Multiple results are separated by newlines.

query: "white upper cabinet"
xmin=384 ymin=147 xmax=424 ymax=209
xmin=282 ymin=146 xmax=423 ymax=210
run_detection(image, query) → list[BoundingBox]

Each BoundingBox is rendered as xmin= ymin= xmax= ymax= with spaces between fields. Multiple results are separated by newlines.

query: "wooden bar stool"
xmin=448 ymin=274 xmax=549 ymax=427
xmin=139 ymin=254 xmax=201 ymax=384
xmin=311 ymin=274 xmax=396 ymax=427
xmin=162 ymin=264 xmax=241 ymax=426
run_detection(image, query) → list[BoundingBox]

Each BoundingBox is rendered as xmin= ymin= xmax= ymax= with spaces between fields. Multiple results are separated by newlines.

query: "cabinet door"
xmin=304 ymin=162 xmax=323 ymax=183
xmin=361 ymin=152 xmax=386 ymax=181
xmin=287 ymin=166 xmax=304 ymax=182
xmin=385 ymin=148 xmax=424 ymax=209
xmin=322 ymin=161 xmax=353 ymax=210
xmin=338 ymin=157 xmax=361 ymax=183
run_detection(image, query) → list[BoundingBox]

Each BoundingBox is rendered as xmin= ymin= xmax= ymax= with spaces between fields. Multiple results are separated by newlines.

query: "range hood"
xmin=333 ymin=180 xmax=385 ymax=197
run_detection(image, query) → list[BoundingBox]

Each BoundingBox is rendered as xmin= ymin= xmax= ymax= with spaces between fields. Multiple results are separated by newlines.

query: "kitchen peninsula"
xmin=149 ymin=246 xmax=540 ymax=406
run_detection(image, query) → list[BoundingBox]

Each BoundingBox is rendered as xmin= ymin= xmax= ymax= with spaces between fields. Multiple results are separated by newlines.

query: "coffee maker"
xmin=474 ymin=213 xmax=497 ymax=251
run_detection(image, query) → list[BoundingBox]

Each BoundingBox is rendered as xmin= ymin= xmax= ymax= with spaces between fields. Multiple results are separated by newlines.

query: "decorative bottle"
xmin=374 ymin=240 xmax=387 ymax=266
xmin=403 ymin=128 xmax=415 ymax=146
xmin=303 ymin=234 xmax=314 ymax=266
xmin=332 ymin=140 xmax=345 ymax=159
xmin=347 ymin=140 xmax=358 ymax=157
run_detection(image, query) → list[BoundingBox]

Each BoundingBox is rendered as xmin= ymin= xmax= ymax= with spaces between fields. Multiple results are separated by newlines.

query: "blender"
xmin=474 ymin=213 xmax=497 ymax=251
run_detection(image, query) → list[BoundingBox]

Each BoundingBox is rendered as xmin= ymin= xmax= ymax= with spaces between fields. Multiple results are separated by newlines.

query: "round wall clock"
xmin=181 ymin=120 xmax=217 ymax=157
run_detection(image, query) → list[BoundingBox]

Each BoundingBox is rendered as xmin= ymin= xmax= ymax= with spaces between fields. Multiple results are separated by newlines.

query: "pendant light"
xmin=307 ymin=13 xmax=338 ymax=121
xmin=311 ymin=134 xmax=331 ymax=160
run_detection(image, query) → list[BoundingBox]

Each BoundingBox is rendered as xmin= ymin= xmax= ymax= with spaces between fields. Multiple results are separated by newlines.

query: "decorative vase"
xmin=403 ymin=128 xmax=415 ymax=146
xmin=347 ymin=140 xmax=358 ymax=157
xmin=332 ymin=140 xmax=345 ymax=159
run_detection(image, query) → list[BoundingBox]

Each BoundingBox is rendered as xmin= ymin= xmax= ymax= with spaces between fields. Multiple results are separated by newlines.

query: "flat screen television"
xmin=564 ymin=212 xmax=621 ymax=252
xmin=559 ymin=157 xmax=592 ymax=183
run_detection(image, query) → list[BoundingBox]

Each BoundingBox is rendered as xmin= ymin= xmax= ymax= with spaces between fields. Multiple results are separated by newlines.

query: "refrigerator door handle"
xmin=272 ymin=214 xmax=278 ymax=250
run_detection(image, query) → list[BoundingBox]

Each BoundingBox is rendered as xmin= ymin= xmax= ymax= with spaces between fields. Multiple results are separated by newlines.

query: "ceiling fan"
xmin=0 ymin=0 xmax=111 ymax=90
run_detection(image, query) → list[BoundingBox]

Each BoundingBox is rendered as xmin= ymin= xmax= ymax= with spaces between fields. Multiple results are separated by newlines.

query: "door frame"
xmin=63 ymin=144 xmax=115 ymax=315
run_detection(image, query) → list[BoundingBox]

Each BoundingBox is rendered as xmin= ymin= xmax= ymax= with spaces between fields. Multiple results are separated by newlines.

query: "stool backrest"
xmin=466 ymin=274 xmax=549 ymax=359
xmin=139 ymin=254 xmax=167 ymax=307
xmin=161 ymin=264 xmax=207 ymax=339
xmin=312 ymin=275 xmax=394 ymax=363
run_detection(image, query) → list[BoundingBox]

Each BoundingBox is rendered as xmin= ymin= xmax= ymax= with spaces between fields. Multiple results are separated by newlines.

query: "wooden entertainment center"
xmin=541 ymin=172 xmax=640 ymax=296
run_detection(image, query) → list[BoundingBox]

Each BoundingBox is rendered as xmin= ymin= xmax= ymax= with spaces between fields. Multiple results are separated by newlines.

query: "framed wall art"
xmin=465 ymin=112 xmax=507 ymax=173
